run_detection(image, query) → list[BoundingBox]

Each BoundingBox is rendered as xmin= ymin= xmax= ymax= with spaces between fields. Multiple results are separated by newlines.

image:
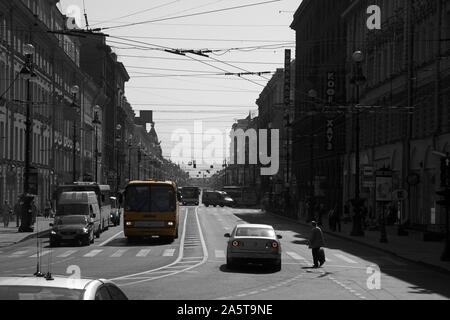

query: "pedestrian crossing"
xmin=5 ymin=247 xmax=407 ymax=267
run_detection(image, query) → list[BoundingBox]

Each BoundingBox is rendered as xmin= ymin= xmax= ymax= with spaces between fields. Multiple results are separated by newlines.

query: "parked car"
xmin=109 ymin=196 xmax=120 ymax=226
xmin=224 ymin=224 xmax=282 ymax=271
xmin=0 ymin=276 xmax=128 ymax=300
xmin=202 ymin=190 xmax=235 ymax=207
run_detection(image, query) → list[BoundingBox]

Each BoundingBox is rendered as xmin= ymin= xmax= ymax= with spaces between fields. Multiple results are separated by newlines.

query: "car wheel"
xmin=220 ymin=204 xmax=224 ymax=207
xmin=226 ymin=256 xmax=235 ymax=269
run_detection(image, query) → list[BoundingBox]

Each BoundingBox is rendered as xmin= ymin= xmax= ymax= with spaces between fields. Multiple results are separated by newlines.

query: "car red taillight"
xmin=232 ymin=240 xmax=239 ymax=247
xmin=272 ymin=242 xmax=278 ymax=248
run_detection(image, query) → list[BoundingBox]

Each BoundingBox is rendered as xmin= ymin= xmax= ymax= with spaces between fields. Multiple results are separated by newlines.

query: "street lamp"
xmin=19 ymin=43 xmax=36 ymax=233
xmin=350 ymin=50 xmax=367 ymax=237
xmin=115 ymin=124 xmax=122 ymax=193
xmin=70 ymin=85 xmax=80 ymax=182
xmin=92 ymin=105 xmax=101 ymax=183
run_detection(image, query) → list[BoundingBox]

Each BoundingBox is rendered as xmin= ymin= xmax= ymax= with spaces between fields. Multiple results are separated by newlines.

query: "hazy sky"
xmin=59 ymin=0 xmax=300 ymax=176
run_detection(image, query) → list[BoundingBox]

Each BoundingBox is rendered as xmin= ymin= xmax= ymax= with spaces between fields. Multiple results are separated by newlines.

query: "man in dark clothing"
xmin=308 ymin=221 xmax=326 ymax=268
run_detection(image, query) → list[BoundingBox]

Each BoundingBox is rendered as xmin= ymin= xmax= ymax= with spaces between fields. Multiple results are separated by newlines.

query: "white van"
xmin=55 ymin=191 xmax=102 ymax=238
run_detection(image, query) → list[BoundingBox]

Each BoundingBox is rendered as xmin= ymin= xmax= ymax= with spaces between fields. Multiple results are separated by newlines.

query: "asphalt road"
xmin=1 ymin=205 xmax=450 ymax=300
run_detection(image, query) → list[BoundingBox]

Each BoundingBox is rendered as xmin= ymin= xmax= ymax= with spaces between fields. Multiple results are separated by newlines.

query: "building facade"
xmin=291 ymin=0 xmax=349 ymax=220
xmin=343 ymin=0 xmax=450 ymax=232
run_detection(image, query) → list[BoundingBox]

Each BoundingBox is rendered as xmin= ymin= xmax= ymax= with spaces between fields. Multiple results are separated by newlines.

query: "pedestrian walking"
xmin=14 ymin=197 xmax=21 ymax=227
xmin=30 ymin=199 xmax=38 ymax=226
xmin=44 ymin=200 xmax=53 ymax=218
xmin=308 ymin=221 xmax=326 ymax=268
xmin=1 ymin=200 xmax=12 ymax=227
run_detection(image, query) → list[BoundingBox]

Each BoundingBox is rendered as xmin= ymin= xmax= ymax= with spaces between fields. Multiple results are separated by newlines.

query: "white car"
xmin=224 ymin=224 xmax=282 ymax=271
xmin=0 ymin=276 xmax=128 ymax=300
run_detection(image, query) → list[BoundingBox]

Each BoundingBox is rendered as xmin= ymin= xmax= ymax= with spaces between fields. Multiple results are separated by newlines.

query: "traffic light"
xmin=193 ymin=160 xmax=196 ymax=168
xmin=436 ymin=188 xmax=450 ymax=207
xmin=441 ymin=157 xmax=450 ymax=187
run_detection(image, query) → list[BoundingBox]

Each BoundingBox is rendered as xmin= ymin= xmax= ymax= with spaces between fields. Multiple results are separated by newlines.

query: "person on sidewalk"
xmin=308 ymin=221 xmax=326 ymax=268
xmin=1 ymin=200 xmax=12 ymax=227
xmin=13 ymin=197 xmax=21 ymax=227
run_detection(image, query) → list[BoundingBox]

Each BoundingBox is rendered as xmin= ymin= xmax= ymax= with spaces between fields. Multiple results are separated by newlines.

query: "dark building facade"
xmin=291 ymin=0 xmax=350 ymax=220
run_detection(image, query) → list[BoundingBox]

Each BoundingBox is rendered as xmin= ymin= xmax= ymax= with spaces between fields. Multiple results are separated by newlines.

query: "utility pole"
xmin=71 ymin=85 xmax=80 ymax=183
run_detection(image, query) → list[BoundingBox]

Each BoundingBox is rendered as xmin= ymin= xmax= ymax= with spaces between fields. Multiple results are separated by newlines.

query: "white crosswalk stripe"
xmin=57 ymin=250 xmax=78 ymax=258
xmin=286 ymin=251 xmax=307 ymax=261
xmin=163 ymin=249 xmax=175 ymax=257
xmin=29 ymin=250 xmax=50 ymax=258
xmin=215 ymin=250 xmax=225 ymax=258
xmin=334 ymin=253 xmax=358 ymax=264
xmin=110 ymin=249 xmax=128 ymax=257
xmin=11 ymin=250 xmax=28 ymax=256
xmin=83 ymin=249 xmax=103 ymax=257
xmin=136 ymin=249 xmax=151 ymax=257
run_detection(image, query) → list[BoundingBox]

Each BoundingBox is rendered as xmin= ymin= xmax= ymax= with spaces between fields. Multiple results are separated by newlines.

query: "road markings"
xmin=215 ymin=250 xmax=225 ymax=259
xmin=334 ymin=253 xmax=358 ymax=264
xmin=83 ymin=249 xmax=103 ymax=257
xmin=286 ymin=251 xmax=306 ymax=261
xmin=163 ymin=249 xmax=175 ymax=257
xmin=10 ymin=250 xmax=28 ymax=256
xmin=111 ymin=249 xmax=128 ymax=257
xmin=98 ymin=231 xmax=123 ymax=247
xmin=57 ymin=250 xmax=78 ymax=258
xmin=29 ymin=250 xmax=50 ymax=258
xmin=136 ymin=249 xmax=151 ymax=257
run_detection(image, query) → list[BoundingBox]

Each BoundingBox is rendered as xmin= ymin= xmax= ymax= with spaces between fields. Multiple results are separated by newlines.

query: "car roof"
xmin=235 ymin=224 xmax=273 ymax=229
xmin=0 ymin=276 xmax=100 ymax=290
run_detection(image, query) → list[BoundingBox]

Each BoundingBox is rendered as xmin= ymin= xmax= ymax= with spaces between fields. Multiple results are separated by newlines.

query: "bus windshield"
xmin=125 ymin=185 xmax=176 ymax=212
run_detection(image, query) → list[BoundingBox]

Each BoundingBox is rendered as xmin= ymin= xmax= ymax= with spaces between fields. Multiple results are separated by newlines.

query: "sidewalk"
xmin=0 ymin=217 xmax=53 ymax=248
xmin=266 ymin=211 xmax=450 ymax=274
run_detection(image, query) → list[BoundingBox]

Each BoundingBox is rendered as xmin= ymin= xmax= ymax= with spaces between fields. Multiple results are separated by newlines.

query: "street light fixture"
xmin=115 ymin=124 xmax=122 ymax=193
xmin=92 ymin=105 xmax=101 ymax=183
xmin=71 ymin=85 xmax=80 ymax=183
xmin=350 ymin=51 xmax=367 ymax=237
xmin=19 ymin=43 xmax=36 ymax=233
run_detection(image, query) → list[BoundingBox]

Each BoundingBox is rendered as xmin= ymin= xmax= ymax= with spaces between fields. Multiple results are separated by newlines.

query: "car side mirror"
xmin=49 ymin=223 xmax=53 ymax=227
xmin=277 ymin=235 xmax=282 ymax=239
xmin=224 ymin=233 xmax=231 ymax=238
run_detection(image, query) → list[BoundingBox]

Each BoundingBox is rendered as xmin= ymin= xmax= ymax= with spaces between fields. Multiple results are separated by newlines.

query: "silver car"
xmin=224 ymin=224 xmax=282 ymax=271
xmin=0 ymin=276 xmax=128 ymax=300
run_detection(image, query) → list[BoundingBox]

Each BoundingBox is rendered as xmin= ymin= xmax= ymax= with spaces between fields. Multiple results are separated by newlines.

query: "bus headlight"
xmin=125 ymin=221 xmax=134 ymax=227
xmin=167 ymin=221 xmax=174 ymax=227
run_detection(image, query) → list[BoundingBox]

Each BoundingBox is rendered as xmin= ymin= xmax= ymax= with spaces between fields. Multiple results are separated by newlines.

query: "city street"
xmin=1 ymin=205 xmax=449 ymax=300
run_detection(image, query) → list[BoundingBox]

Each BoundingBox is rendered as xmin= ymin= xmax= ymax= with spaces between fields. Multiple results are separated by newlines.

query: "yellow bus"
xmin=123 ymin=180 xmax=179 ymax=242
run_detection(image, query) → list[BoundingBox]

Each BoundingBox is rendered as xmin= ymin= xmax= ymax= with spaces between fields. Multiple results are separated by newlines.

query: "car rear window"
xmin=235 ymin=228 xmax=275 ymax=238
xmin=0 ymin=286 xmax=85 ymax=300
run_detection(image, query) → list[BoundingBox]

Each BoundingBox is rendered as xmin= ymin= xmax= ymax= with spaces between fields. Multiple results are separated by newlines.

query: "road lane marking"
xmin=112 ymin=206 xmax=209 ymax=287
xmin=83 ymin=249 xmax=103 ymax=257
xmin=163 ymin=249 xmax=175 ymax=257
xmin=286 ymin=251 xmax=306 ymax=260
xmin=98 ymin=231 xmax=123 ymax=247
xmin=10 ymin=250 xmax=28 ymax=257
xmin=215 ymin=250 xmax=225 ymax=259
xmin=334 ymin=254 xmax=358 ymax=264
xmin=29 ymin=250 xmax=50 ymax=258
xmin=57 ymin=250 xmax=78 ymax=258
xmin=136 ymin=249 xmax=151 ymax=257
xmin=111 ymin=249 xmax=128 ymax=257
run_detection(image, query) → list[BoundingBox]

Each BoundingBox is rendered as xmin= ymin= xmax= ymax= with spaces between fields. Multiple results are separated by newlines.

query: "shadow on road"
xmin=233 ymin=211 xmax=450 ymax=299
xmin=219 ymin=264 xmax=279 ymax=275
xmin=102 ymin=237 xmax=175 ymax=247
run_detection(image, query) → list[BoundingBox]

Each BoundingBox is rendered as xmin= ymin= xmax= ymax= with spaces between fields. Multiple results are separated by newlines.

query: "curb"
xmin=0 ymin=228 xmax=51 ymax=248
xmin=264 ymin=211 xmax=450 ymax=276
